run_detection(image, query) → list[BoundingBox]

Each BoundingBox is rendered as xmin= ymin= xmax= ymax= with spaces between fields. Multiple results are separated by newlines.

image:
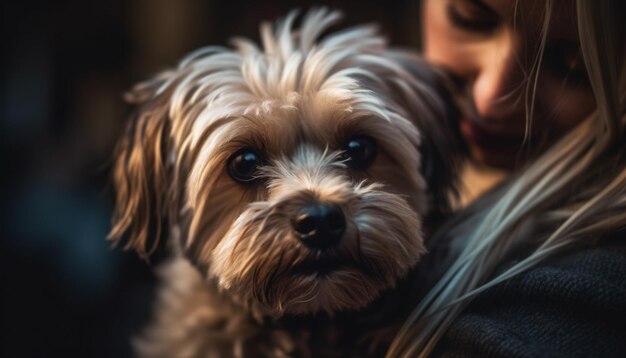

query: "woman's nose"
xmin=471 ymin=40 xmax=527 ymax=121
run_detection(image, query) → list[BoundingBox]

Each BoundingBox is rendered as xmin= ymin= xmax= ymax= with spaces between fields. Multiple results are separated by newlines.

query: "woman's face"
xmin=422 ymin=0 xmax=596 ymax=169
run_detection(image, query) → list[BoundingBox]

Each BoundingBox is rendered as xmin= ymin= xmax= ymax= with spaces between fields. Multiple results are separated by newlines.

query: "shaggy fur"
xmin=110 ymin=8 xmax=459 ymax=357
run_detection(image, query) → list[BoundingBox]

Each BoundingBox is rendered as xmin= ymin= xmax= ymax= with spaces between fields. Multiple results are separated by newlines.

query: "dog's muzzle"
xmin=292 ymin=201 xmax=346 ymax=250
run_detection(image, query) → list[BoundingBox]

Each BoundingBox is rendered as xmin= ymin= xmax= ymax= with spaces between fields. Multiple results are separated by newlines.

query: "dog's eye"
xmin=228 ymin=148 xmax=262 ymax=183
xmin=342 ymin=136 xmax=377 ymax=169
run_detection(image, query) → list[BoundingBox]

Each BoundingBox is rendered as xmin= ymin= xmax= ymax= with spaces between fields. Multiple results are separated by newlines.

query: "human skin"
xmin=422 ymin=0 xmax=596 ymax=169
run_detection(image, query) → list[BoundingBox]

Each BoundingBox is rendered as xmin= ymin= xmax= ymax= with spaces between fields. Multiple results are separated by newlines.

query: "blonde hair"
xmin=388 ymin=0 xmax=626 ymax=356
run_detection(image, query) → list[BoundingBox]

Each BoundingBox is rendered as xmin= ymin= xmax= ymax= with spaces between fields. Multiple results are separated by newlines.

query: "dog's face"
xmin=110 ymin=9 xmax=459 ymax=316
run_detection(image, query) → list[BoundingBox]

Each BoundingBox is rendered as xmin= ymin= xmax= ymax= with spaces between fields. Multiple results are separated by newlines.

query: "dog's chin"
xmin=253 ymin=258 xmax=394 ymax=316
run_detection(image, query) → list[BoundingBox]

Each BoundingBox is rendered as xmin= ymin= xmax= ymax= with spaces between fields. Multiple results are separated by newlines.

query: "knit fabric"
xmin=433 ymin=235 xmax=626 ymax=358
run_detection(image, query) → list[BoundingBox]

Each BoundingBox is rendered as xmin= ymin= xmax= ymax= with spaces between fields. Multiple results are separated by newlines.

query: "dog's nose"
xmin=292 ymin=202 xmax=346 ymax=250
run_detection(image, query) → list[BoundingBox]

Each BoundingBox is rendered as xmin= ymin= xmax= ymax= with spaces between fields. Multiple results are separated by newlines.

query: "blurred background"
xmin=1 ymin=0 xmax=420 ymax=356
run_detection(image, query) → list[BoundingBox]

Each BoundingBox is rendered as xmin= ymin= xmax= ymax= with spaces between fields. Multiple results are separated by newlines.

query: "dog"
xmin=109 ymin=8 xmax=459 ymax=357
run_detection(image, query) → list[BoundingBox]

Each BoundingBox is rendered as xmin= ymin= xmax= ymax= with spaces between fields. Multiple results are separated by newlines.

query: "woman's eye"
xmin=342 ymin=136 xmax=377 ymax=169
xmin=446 ymin=0 xmax=500 ymax=33
xmin=228 ymin=148 xmax=263 ymax=183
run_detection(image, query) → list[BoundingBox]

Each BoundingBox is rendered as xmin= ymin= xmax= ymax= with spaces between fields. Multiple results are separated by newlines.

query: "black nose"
xmin=292 ymin=202 xmax=346 ymax=250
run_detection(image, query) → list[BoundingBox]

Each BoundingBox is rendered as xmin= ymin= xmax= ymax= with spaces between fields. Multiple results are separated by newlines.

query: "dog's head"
xmin=109 ymin=9 xmax=460 ymax=316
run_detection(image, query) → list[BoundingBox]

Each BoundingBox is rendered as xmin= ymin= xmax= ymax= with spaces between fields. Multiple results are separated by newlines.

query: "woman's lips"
xmin=459 ymin=116 xmax=526 ymax=151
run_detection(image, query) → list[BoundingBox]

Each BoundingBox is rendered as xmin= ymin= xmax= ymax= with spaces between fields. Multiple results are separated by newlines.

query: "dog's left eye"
xmin=228 ymin=148 xmax=262 ymax=183
xmin=342 ymin=136 xmax=377 ymax=169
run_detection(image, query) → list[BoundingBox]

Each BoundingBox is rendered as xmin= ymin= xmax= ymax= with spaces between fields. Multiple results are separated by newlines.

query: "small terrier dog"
xmin=110 ymin=8 xmax=459 ymax=357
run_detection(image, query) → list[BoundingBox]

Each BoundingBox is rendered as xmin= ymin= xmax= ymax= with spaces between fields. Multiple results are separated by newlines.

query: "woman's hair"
xmin=388 ymin=1 xmax=626 ymax=356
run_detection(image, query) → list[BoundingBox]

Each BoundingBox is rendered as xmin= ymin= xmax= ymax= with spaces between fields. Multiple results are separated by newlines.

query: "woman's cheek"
xmin=539 ymin=78 xmax=596 ymax=132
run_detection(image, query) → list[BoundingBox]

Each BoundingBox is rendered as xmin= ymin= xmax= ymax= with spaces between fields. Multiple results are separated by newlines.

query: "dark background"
xmin=1 ymin=1 xmax=421 ymax=356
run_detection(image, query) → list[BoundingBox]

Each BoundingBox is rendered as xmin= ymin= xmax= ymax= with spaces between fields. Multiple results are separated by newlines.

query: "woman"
xmin=389 ymin=0 xmax=625 ymax=357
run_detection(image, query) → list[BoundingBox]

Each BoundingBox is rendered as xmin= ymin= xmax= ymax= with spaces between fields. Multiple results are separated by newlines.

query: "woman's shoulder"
xmin=434 ymin=232 xmax=626 ymax=358
xmin=490 ymin=232 xmax=626 ymax=304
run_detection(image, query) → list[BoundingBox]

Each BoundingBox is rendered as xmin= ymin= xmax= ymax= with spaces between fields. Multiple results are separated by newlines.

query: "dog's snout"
xmin=292 ymin=202 xmax=346 ymax=250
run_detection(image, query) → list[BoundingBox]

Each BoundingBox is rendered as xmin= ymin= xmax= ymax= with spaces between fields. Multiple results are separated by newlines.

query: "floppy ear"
xmin=386 ymin=51 xmax=463 ymax=217
xmin=108 ymin=74 xmax=173 ymax=259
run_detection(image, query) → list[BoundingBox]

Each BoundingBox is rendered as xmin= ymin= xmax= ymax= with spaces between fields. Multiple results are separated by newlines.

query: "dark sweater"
xmin=432 ymin=235 xmax=626 ymax=358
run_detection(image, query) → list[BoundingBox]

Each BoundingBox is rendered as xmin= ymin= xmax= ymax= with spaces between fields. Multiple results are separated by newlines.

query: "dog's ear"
xmin=108 ymin=73 xmax=173 ymax=259
xmin=386 ymin=51 xmax=463 ymax=217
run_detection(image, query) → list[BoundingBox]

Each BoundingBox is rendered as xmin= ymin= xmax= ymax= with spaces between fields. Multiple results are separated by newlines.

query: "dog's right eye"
xmin=228 ymin=148 xmax=262 ymax=183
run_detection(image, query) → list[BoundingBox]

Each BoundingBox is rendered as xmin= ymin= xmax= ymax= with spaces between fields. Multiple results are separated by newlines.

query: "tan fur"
xmin=110 ymin=8 xmax=459 ymax=357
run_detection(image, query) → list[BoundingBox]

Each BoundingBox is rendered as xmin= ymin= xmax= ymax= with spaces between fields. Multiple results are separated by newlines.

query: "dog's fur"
xmin=110 ymin=9 xmax=459 ymax=357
